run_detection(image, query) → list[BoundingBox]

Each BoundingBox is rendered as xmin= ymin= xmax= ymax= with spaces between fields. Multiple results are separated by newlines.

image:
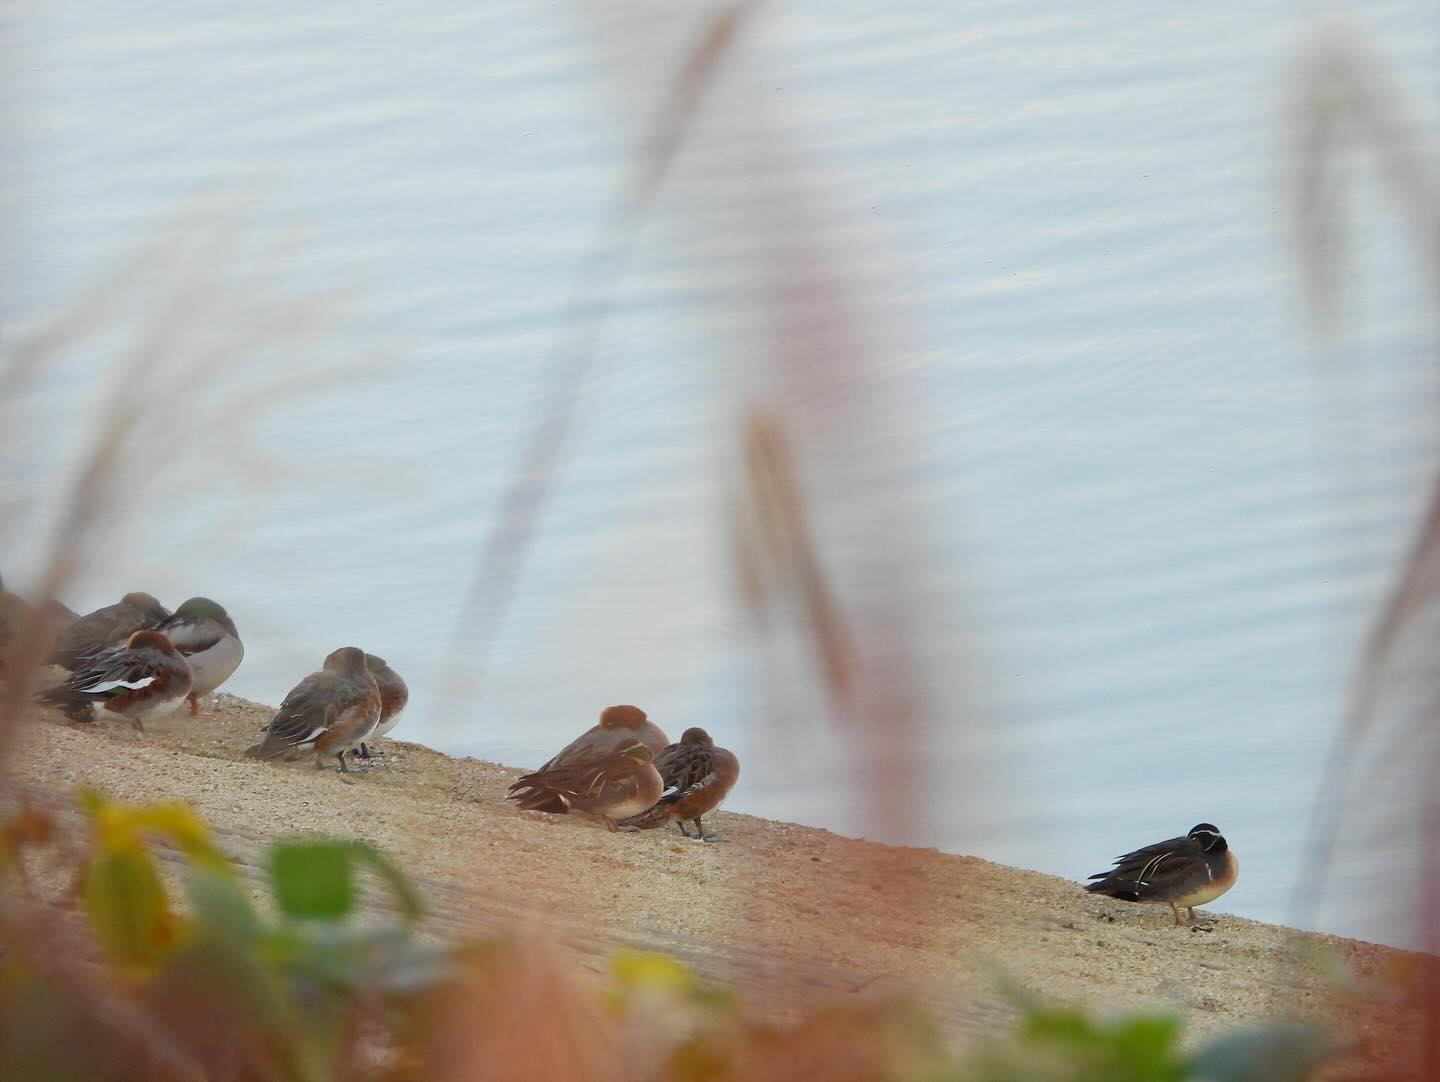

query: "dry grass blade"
xmin=737 ymin=407 xmax=858 ymax=706
xmin=441 ymin=2 xmax=766 ymax=713
xmin=1293 ymin=31 xmax=1440 ymax=342
xmin=0 ymin=194 xmax=397 ymax=772
xmin=1292 ymin=27 xmax=1440 ymax=1075
xmin=1292 ymin=41 xmax=1343 ymax=339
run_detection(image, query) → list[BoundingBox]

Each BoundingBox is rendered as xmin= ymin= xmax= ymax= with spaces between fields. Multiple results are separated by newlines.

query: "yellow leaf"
xmin=609 ymin=950 xmax=695 ymax=995
xmin=83 ymin=791 xmax=227 ymax=872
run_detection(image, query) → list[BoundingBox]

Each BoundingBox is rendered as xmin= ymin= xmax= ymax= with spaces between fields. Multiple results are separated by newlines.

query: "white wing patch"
xmin=80 ymin=675 xmax=156 ymax=694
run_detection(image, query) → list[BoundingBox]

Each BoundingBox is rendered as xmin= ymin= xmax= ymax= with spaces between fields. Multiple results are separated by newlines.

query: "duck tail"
xmin=35 ymin=685 xmax=95 ymax=722
xmin=1084 ymin=879 xmax=1140 ymax=901
xmin=505 ymin=778 xmax=570 ymax=813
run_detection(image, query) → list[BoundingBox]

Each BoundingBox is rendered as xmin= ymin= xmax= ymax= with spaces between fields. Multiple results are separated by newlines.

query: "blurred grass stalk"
xmin=1291 ymin=21 xmax=1440 ymax=1080
xmin=0 ymin=196 xmax=404 ymax=1077
xmin=575 ymin=0 xmax=958 ymax=840
xmin=4 ymin=2 xmax=1437 ymax=1078
xmin=0 ymin=194 xmax=397 ymax=763
xmin=443 ymin=0 xmax=952 ymax=897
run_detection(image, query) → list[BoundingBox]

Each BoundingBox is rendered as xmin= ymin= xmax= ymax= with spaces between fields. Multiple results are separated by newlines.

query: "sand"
xmin=5 ymin=690 xmax=1425 ymax=1066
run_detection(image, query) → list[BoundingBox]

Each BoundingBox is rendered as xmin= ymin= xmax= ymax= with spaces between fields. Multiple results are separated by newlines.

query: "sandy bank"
xmin=6 ymin=691 xmax=1423 ymax=1062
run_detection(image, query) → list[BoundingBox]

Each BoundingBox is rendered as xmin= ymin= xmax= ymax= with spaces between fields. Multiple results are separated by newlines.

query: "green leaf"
xmin=1189 ymin=1023 xmax=1342 ymax=1082
xmin=269 ymin=840 xmax=356 ymax=921
xmin=1106 ymin=1015 xmax=1186 ymax=1078
xmin=350 ymin=841 xmax=425 ymax=922
xmin=83 ymin=849 xmax=176 ymax=969
xmin=1022 ymin=1006 xmax=1102 ymax=1045
xmin=186 ymin=866 xmax=261 ymax=943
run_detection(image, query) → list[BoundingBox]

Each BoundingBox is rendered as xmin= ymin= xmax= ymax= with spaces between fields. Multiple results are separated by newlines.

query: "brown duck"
xmin=353 ymin=654 xmax=408 ymax=759
xmin=616 ymin=727 xmax=739 ymax=841
xmin=506 ymin=704 xmax=669 ymax=813
xmin=46 ymin=591 xmax=170 ymax=671
xmin=1085 ymin=822 xmax=1239 ymax=926
xmin=507 ymin=738 xmax=663 ymax=829
xmin=245 ymin=647 xmax=380 ymax=773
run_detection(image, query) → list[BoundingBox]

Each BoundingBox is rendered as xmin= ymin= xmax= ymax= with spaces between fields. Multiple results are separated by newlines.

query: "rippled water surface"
xmin=5 ymin=2 xmax=1440 ymax=947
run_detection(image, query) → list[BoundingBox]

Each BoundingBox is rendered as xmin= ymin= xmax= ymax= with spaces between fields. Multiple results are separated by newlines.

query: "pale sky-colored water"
xmin=3 ymin=2 xmax=1439 ymax=949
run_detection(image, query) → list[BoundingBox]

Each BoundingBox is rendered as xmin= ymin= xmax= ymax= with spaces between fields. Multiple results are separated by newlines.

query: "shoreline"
xmin=8 ymin=690 xmax=1423 ymax=1059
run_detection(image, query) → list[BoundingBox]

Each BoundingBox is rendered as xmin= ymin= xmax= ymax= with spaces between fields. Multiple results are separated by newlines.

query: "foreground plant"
xmin=0 ymin=794 xmax=1341 ymax=1081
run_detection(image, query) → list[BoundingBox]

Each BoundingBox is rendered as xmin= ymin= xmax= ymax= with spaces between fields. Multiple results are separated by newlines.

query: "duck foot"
xmin=687 ymin=818 xmax=728 ymax=843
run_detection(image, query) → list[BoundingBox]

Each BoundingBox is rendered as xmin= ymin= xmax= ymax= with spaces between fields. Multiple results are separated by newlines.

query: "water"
xmin=4 ymin=1 xmax=1439 ymax=949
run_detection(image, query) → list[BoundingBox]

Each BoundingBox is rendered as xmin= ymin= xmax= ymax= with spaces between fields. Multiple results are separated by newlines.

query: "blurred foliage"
xmin=0 ymin=794 xmax=1341 ymax=1081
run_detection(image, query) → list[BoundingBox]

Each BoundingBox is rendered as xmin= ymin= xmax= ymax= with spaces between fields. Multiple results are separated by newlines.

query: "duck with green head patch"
xmin=37 ymin=629 xmax=192 ymax=731
xmin=153 ymin=597 xmax=243 ymax=715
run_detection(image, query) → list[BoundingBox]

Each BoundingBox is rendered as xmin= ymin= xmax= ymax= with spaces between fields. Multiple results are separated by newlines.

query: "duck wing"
xmin=1085 ymin=834 xmax=1201 ymax=901
xmin=38 ymin=642 xmax=156 ymax=718
xmin=47 ymin=602 xmax=151 ymax=669
xmin=248 ymin=672 xmax=339 ymax=757
xmin=508 ymin=750 xmax=638 ymax=812
xmin=652 ymin=742 xmax=715 ymax=793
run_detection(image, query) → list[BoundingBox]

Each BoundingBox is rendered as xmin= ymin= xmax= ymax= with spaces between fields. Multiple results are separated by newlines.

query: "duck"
xmin=36 ymin=629 xmax=192 ymax=731
xmin=507 ymin=737 xmax=663 ymax=829
xmin=245 ymin=647 xmax=380 ymax=773
xmin=46 ymin=591 xmax=170 ymax=671
xmin=506 ymin=704 xmax=669 ymax=813
xmin=616 ymin=727 xmax=739 ymax=841
xmin=1084 ymin=822 xmax=1239 ymax=926
xmin=152 ymin=598 xmax=243 ymax=715
xmin=353 ymin=654 xmax=407 ymax=759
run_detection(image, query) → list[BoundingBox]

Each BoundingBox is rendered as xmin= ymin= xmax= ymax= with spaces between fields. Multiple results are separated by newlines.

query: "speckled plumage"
xmin=508 ymin=737 xmax=664 ymax=826
xmin=616 ymin=727 xmax=739 ymax=840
